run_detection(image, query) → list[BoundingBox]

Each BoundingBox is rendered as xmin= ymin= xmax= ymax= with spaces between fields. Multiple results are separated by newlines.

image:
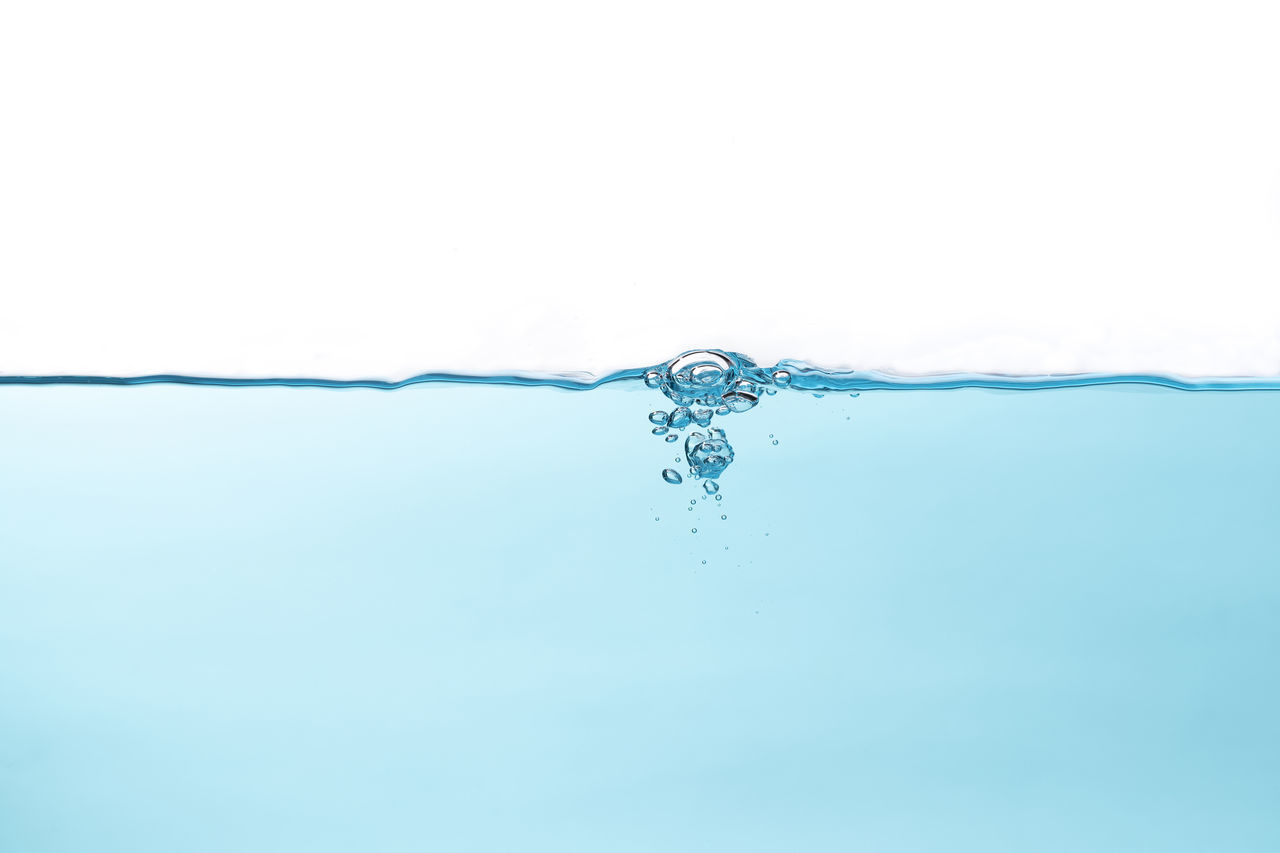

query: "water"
xmin=3 ymin=354 xmax=1280 ymax=851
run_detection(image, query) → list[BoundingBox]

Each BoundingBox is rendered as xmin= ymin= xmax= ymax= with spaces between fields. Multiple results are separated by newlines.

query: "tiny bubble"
xmin=692 ymin=528 xmax=698 ymax=534
xmin=701 ymin=560 xmax=707 ymax=565
xmin=721 ymin=514 xmax=727 ymax=520
xmin=772 ymin=439 xmax=779 ymax=445
xmin=715 ymin=494 xmax=722 ymax=501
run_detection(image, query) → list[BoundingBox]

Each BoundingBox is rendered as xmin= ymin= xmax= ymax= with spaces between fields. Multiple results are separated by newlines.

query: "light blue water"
xmin=2 ymin=355 xmax=1279 ymax=851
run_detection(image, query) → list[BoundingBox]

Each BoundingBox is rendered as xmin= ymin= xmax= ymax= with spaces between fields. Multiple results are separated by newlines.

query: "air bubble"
xmin=652 ymin=426 xmax=669 ymax=436
xmin=648 ymin=410 xmax=669 ymax=425
xmin=772 ymin=369 xmax=792 ymax=388
xmin=664 ymin=434 xmax=678 ymax=443
xmin=715 ymin=494 xmax=722 ymax=501
xmin=644 ymin=371 xmax=662 ymax=388
xmin=668 ymin=407 xmax=692 ymax=429
xmin=703 ymin=480 xmax=719 ymax=495
xmin=661 ymin=469 xmax=682 ymax=484
xmin=721 ymin=514 xmax=727 ymax=520
xmin=772 ymin=439 xmax=779 ymax=445
xmin=691 ymin=364 xmax=724 ymax=386
xmin=692 ymin=408 xmax=713 ymax=427
xmin=685 ymin=429 xmax=735 ymax=479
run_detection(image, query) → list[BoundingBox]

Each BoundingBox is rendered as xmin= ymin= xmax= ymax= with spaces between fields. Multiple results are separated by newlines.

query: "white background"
xmin=2 ymin=1 xmax=1278 ymax=379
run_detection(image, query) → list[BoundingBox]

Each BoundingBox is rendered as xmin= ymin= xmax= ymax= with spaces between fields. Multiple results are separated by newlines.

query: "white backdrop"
xmin=3 ymin=1 xmax=1278 ymax=379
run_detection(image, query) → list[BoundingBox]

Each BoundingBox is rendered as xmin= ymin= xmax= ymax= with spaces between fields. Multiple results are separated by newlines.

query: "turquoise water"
xmin=2 ymin=358 xmax=1279 ymax=851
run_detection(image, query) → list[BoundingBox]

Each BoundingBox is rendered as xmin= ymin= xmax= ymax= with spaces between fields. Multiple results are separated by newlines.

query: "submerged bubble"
xmin=772 ymin=439 xmax=779 ymax=445
xmin=648 ymin=410 xmax=669 ymax=425
xmin=691 ymin=528 xmax=698 ymax=534
xmin=661 ymin=469 xmax=682 ymax=484
xmin=664 ymin=433 xmax=678 ymax=443
xmin=643 ymin=370 xmax=662 ymax=388
xmin=692 ymin=408 xmax=713 ymax=427
xmin=703 ymin=480 xmax=719 ymax=495
xmin=772 ymin=369 xmax=792 ymax=388
xmin=668 ymin=407 xmax=692 ymax=429
xmin=685 ymin=428 xmax=735 ymax=479
xmin=652 ymin=426 xmax=669 ymax=436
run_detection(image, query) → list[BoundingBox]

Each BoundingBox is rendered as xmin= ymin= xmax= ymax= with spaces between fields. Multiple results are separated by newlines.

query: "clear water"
xmin=3 ymin=357 xmax=1279 ymax=851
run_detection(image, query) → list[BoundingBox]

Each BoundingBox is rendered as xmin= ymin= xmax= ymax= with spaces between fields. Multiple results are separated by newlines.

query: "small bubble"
xmin=652 ymin=426 xmax=669 ymax=436
xmin=690 ymin=499 xmax=696 ymax=506
xmin=714 ymin=404 xmax=731 ymax=415
xmin=692 ymin=408 xmax=713 ymax=427
xmin=715 ymin=494 xmax=722 ymax=501
xmin=701 ymin=560 xmax=707 ymax=565
xmin=812 ymin=393 xmax=825 ymax=399
xmin=768 ymin=434 xmax=774 ymax=438
xmin=661 ymin=469 xmax=682 ymax=484
xmin=668 ymin=407 xmax=692 ymax=429
xmin=720 ymin=514 xmax=727 ymax=520
xmin=675 ymin=457 xmax=682 ymax=463
xmin=643 ymin=371 xmax=661 ymax=388
xmin=648 ymin=410 xmax=669 ymax=425
xmin=772 ymin=369 xmax=792 ymax=388
xmin=692 ymin=528 xmax=698 ymax=534
xmin=703 ymin=481 xmax=719 ymax=495
xmin=764 ymin=387 xmax=777 ymax=396
xmin=849 ymin=392 xmax=860 ymax=398
xmin=665 ymin=433 xmax=678 ymax=443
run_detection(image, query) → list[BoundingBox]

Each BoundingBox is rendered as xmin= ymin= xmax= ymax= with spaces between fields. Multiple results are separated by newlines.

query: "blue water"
xmin=3 ymin=354 xmax=1279 ymax=851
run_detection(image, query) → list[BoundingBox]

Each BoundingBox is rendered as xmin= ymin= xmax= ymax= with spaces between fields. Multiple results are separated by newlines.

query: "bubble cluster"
xmin=685 ymin=428 xmax=734 ymax=479
xmin=645 ymin=350 xmax=793 ymax=491
xmin=656 ymin=350 xmax=773 ymax=412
